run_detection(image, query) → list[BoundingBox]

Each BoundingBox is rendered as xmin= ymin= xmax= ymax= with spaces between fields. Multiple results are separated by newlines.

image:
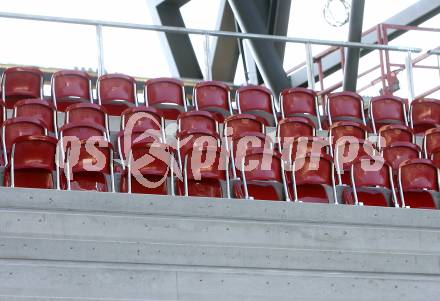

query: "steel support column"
xmin=343 ymin=0 xmax=365 ymax=91
xmin=228 ymin=0 xmax=291 ymax=95
xmin=211 ymin=0 xmax=240 ymax=82
xmin=155 ymin=0 xmax=203 ymax=79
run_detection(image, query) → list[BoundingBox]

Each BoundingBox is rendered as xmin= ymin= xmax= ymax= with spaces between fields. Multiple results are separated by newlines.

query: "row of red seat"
xmin=3 ymin=131 xmax=438 ymax=210
xmin=3 ymin=98 xmax=437 ymax=171
xmin=2 ymin=66 xmax=440 ymax=134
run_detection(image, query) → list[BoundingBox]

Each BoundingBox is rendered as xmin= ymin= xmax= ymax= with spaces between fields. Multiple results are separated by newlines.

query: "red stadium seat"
xmin=233 ymin=149 xmax=288 ymax=201
xmin=285 ymin=137 xmax=330 ymax=164
xmin=342 ymin=157 xmax=397 ymax=207
xmin=224 ymin=114 xmax=266 ymax=138
xmin=2 ymin=67 xmax=43 ymax=108
xmin=176 ymin=129 xmax=221 ymax=169
xmin=4 ymin=135 xmax=58 ymax=189
xmin=377 ymin=124 xmax=414 ymax=149
xmin=13 ymin=99 xmax=57 ymax=135
xmin=65 ymin=103 xmax=109 ymax=138
xmin=382 ymin=142 xmax=421 ymax=177
xmin=120 ymin=142 xmax=175 ymax=195
xmin=326 ymin=91 xmax=366 ymax=126
xmin=280 ymin=88 xmax=321 ymax=129
xmin=117 ymin=108 xmax=165 ymax=170
xmin=1 ymin=117 xmax=47 ymax=166
xmin=61 ymin=138 xmax=115 ymax=192
xmin=97 ymin=73 xmax=138 ymax=116
xmin=410 ymin=99 xmax=440 ymax=134
xmin=228 ymin=131 xmax=272 ymax=179
xmin=60 ymin=122 xmax=108 ymax=142
xmin=430 ymin=150 xmax=440 ymax=169
xmin=370 ymin=95 xmax=408 ymax=133
xmin=121 ymin=107 xmax=164 ymax=131
xmin=193 ymin=81 xmax=232 ymax=121
xmin=51 ymin=70 xmax=93 ymax=111
xmin=145 ymin=78 xmax=186 ymax=120
xmin=398 ymin=159 xmax=438 ymax=209
xmin=177 ymin=111 xmax=219 ymax=135
xmin=236 ymin=85 xmax=277 ymax=126
xmin=277 ymin=117 xmax=316 ymax=149
xmin=329 ymin=121 xmax=368 ymax=156
xmin=177 ymin=146 xmax=229 ymax=198
xmin=291 ymin=154 xmax=338 ymax=204
xmin=334 ymin=139 xmax=376 ymax=185
xmin=117 ymin=128 xmax=165 ymax=170
xmin=423 ymin=128 xmax=440 ymax=159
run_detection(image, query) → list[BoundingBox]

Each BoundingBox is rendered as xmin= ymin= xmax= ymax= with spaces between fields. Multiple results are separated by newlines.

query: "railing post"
xmin=405 ymin=51 xmax=415 ymax=102
xmin=96 ymin=25 xmax=105 ymax=77
xmin=305 ymin=43 xmax=316 ymax=90
xmin=204 ymin=34 xmax=212 ymax=81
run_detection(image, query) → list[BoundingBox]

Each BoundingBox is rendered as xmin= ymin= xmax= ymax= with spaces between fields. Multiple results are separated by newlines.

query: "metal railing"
xmin=286 ymin=23 xmax=440 ymax=101
xmin=0 ymin=11 xmax=424 ymax=100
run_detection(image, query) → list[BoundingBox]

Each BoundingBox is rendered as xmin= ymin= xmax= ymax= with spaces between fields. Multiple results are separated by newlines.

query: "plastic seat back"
xmin=431 ymin=150 xmax=440 ymax=169
xmin=180 ymin=146 xmax=229 ymax=198
xmin=14 ymin=99 xmax=57 ymax=134
xmin=121 ymin=107 xmax=163 ymax=132
xmin=194 ymin=81 xmax=232 ymax=117
xmin=398 ymin=159 xmax=439 ymax=209
xmin=65 ymin=103 xmax=108 ymax=135
xmin=327 ymin=91 xmax=365 ymax=125
xmin=60 ymin=122 xmax=107 ymax=141
xmin=346 ymin=157 xmax=397 ymax=207
xmin=145 ymin=78 xmax=186 ymax=120
xmin=52 ymin=70 xmax=93 ymax=111
xmin=64 ymin=138 xmax=114 ymax=192
xmin=277 ymin=117 xmax=316 ymax=148
xmin=229 ymin=132 xmax=271 ymax=175
xmin=411 ymin=99 xmax=440 ymax=133
xmin=234 ymin=149 xmax=287 ymax=201
xmin=370 ymin=95 xmax=408 ymax=133
xmin=423 ymin=128 xmax=440 ymax=158
xmin=292 ymin=154 xmax=337 ymax=203
xmin=286 ymin=137 xmax=330 ymax=164
xmin=6 ymin=135 xmax=58 ymax=189
xmin=2 ymin=67 xmax=43 ymax=108
xmin=352 ymin=157 xmax=393 ymax=189
xmin=400 ymin=159 xmax=439 ymax=191
xmin=294 ymin=154 xmax=334 ymax=186
xmin=98 ymin=73 xmax=137 ymax=115
xmin=120 ymin=142 xmax=174 ymax=195
xmin=224 ymin=114 xmax=265 ymax=138
xmin=240 ymin=149 xmax=283 ymax=182
xmin=237 ymin=85 xmax=277 ymax=126
xmin=2 ymin=117 xmax=47 ymax=166
xmin=177 ymin=129 xmax=221 ymax=169
xmin=382 ymin=142 xmax=420 ymax=172
xmin=6 ymin=135 xmax=58 ymax=188
xmin=334 ymin=139 xmax=376 ymax=184
xmin=329 ymin=121 xmax=368 ymax=145
xmin=117 ymin=129 xmax=165 ymax=169
xmin=378 ymin=124 xmax=414 ymax=149
xmin=177 ymin=111 xmax=218 ymax=135
xmin=280 ymin=88 xmax=321 ymax=129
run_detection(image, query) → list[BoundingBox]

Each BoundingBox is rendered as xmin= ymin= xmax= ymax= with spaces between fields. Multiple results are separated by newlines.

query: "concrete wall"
xmin=0 ymin=187 xmax=438 ymax=300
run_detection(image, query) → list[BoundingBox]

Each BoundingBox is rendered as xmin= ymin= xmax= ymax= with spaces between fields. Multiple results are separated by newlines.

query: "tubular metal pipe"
xmin=0 ymin=11 xmax=422 ymax=53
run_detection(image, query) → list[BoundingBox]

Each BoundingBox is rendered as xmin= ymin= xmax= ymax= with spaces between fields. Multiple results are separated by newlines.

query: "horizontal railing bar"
xmin=0 ymin=11 xmax=423 ymax=53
